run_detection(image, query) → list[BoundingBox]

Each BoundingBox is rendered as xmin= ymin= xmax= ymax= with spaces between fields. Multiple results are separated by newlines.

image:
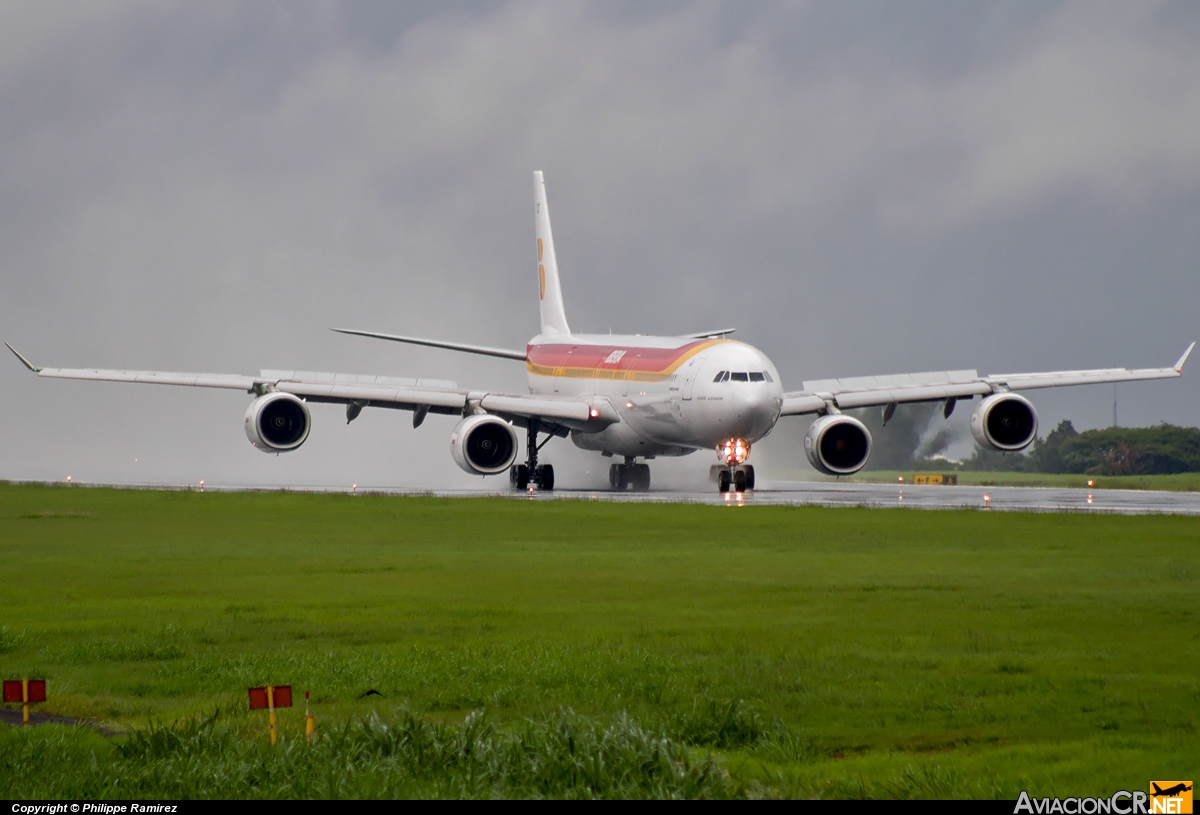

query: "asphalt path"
xmin=0 ymin=706 xmax=122 ymax=734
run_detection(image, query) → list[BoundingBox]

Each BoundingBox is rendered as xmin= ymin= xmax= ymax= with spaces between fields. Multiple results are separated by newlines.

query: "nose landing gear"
xmin=714 ymin=438 xmax=754 ymax=493
xmin=609 ymin=458 xmax=651 ymax=491
xmin=510 ymin=418 xmax=555 ymax=491
xmin=712 ymin=464 xmax=755 ymax=493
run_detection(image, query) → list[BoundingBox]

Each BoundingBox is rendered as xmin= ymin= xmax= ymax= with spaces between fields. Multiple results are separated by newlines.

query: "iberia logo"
xmin=1150 ymin=782 xmax=1193 ymax=814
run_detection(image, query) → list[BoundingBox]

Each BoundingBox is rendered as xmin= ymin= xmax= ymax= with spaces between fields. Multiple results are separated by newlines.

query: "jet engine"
xmin=804 ymin=414 xmax=872 ymax=475
xmin=244 ymin=392 xmax=311 ymax=453
xmin=450 ymin=414 xmax=519 ymax=475
xmin=971 ymin=393 xmax=1038 ymax=451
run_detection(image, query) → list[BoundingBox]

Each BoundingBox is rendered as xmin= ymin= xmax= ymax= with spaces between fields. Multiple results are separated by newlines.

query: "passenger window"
xmin=731 ymin=372 xmax=749 ymax=382
xmin=763 ymin=371 xmax=773 ymax=382
xmin=749 ymin=372 xmax=765 ymax=382
xmin=713 ymin=371 xmax=727 ymax=382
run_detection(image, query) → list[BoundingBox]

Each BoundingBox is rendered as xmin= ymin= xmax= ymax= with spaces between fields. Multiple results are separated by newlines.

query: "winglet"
xmin=1174 ymin=341 xmax=1195 ymax=373
xmin=5 ymin=343 xmax=40 ymax=372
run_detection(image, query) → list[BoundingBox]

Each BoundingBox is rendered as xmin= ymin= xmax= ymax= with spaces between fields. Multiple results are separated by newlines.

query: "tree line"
xmin=920 ymin=420 xmax=1200 ymax=475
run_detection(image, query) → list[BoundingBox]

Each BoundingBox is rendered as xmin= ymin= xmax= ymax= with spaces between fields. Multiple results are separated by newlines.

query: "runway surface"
xmin=17 ymin=479 xmax=1200 ymax=515
xmin=529 ymin=481 xmax=1200 ymax=515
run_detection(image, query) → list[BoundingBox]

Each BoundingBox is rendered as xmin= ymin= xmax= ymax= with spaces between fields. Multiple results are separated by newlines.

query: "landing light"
xmin=717 ymin=438 xmax=750 ymax=465
xmin=589 ymin=408 xmax=600 ymax=418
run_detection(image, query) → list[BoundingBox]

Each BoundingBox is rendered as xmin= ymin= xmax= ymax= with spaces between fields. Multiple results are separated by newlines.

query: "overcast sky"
xmin=2 ymin=1 xmax=1198 ymax=489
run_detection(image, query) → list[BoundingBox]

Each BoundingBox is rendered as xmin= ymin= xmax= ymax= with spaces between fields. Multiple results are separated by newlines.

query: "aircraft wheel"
xmin=734 ymin=468 xmax=748 ymax=492
xmin=631 ymin=464 xmax=651 ymax=491
xmin=537 ymin=464 xmax=555 ymax=491
xmin=610 ymin=463 xmax=629 ymax=491
xmin=717 ymin=469 xmax=732 ymax=493
xmin=511 ymin=464 xmax=529 ymax=490
xmin=742 ymin=465 xmax=755 ymax=490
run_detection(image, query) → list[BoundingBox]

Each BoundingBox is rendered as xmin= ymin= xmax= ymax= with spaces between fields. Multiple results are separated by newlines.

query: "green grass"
xmin=0 ymin=483 xmax=1197 ymax=798
xmin=846 ymin=470 xmax=1200 ymax=491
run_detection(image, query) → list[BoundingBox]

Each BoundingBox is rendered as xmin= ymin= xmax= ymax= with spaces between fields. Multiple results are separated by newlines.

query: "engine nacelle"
xmin=804 ymin=414 xmax=872 ymax=476
xmin=244 ymin=392 xmax=311 ymax=453
xmin=971 ymin=393 xmax=1038 ymax=451
xmin=450 ymin=414 xmax=519 ymax=475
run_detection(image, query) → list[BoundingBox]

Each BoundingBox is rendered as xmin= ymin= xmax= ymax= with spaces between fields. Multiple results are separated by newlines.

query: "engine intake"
xmin=805 ymin=414 xmax=872 ymax=475
xmin=971 ymin=393 xmax=1038 ymax=451
xmin=245 ymin=392 xmax=311 ymax=453
xmin=450 ymin=414 xmax=519 ymax=475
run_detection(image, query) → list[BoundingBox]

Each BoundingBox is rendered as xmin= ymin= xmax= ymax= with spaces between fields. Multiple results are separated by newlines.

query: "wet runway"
xmin=16 ymin=479 xmax=1200 ymax=515
xmin=527 ymin=480 xmax=1200 ymax=515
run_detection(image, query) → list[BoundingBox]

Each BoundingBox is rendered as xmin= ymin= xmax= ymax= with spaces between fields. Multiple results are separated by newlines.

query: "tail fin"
xmin=533 ymin=171 xmax=571 ymax=336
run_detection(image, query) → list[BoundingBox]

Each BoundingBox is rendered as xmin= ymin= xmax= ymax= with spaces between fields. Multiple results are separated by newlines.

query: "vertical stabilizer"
xmin=533 ymin=171 xmax=571 ymax=337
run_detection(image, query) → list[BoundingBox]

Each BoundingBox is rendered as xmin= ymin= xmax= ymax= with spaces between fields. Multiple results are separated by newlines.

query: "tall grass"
xmin=0 ymin=709 xmax=737 ymax=799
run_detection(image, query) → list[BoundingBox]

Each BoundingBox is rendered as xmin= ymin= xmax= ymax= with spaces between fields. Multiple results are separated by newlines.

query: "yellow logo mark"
xmin=1150 ymin=782 xmax=1193 ymax=814
xmin=537 ymin=238 xmax=543 ymax=262
xmin=539 ymin=265 xmax=545 ymax=300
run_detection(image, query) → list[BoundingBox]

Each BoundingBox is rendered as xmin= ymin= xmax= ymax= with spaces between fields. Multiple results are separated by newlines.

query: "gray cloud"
xmin=1 ymin=0 xmax=1197 ymax=488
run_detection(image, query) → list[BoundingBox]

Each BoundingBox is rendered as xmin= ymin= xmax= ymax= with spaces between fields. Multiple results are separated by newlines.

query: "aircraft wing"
xmin=5 ymin=344 xmax=616 ymax=431
xmin=780 ymin=343 xmax=1194 ymax=416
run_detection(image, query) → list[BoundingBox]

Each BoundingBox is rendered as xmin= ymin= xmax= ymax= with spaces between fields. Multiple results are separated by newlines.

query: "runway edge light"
xmin=305 ymin=690 xmax=314 ymax=743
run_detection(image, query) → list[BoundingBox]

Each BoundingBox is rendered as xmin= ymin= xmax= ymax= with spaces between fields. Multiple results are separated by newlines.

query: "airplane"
xmin=1152 ymin=783 xmax=1192 ymax=798
xmin=6 ymin=172 xmax=1195 ymax=493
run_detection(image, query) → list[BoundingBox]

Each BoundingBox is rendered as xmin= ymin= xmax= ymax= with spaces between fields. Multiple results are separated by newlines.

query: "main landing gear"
xmin=510 ymin=418 xmax=554 ymax=491
xmin=609 ymin=457 xmax=651 ymax=491
xmin=712 ymin=464 xmax=755 ymax=493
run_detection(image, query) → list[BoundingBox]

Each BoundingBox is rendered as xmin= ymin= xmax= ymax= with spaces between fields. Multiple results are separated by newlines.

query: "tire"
xmin=631 ymin=464 xmax=650 ymax=491
xmin=743 ymin=465 xmax=755 ymax=490
xmin=538 ymin=464 xmax=555 ymax=491
xmin=609 ymin=463 xmax=621 ymax=489
xmin=734 ymin=469 xmax=747 ymax=492
xmin=511 ymin=464 xmax=528 ymax=490
xmin=718 ymin=469 xmax=731 ymax=493
xmin=616 ymin=465 xmax=629 ymax=491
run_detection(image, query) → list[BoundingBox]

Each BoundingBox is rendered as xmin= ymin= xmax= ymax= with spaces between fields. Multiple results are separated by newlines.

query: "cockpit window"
xmin=718 ymin=371 xmax=772 ymax=383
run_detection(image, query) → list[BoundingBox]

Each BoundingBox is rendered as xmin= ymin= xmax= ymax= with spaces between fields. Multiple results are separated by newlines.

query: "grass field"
xmin=0 ymin=483 xmax=1197 ymax=798
xmin=846 ymin=471 xmax=1200 ymax=491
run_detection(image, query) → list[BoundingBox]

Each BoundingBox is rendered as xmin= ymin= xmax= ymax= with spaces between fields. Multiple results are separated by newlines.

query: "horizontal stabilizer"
xmin=679 ymin=328 xmax=736 ymax=339
xmin=331 ymin=328 xmax=526 ymax=360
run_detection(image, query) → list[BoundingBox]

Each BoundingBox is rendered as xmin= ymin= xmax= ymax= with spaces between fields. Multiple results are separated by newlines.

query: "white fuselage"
xmin=524 ymin=333 xmax=783 ymax=459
